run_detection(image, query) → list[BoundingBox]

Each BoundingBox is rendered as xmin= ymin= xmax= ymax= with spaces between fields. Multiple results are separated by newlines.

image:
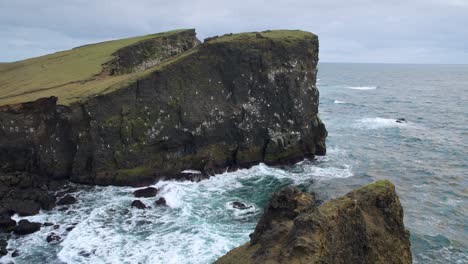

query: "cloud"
xmin=0 ymin=0 xmax=467 ymax=63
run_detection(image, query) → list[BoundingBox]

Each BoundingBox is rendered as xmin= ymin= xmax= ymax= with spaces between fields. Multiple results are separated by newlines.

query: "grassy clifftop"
xmin=0 ymin=29 xmax=315 ymax=107
xmin=0 ymin=29 xmax=196 ymax=106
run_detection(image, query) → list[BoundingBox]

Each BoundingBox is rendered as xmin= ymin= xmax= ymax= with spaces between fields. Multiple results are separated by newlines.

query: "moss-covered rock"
xmin=216 ymin=180 xmax=412 ymax=264
xmin=0 ymin=29 xmax=327 ymax=186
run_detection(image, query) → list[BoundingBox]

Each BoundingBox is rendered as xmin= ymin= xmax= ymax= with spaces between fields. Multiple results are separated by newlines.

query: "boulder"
xmin=0 ymin=213 xmax=16 ymax=231
xmin=133 ymin=187 xmax=158 ymax=198
xmin=14 ymin=220 xmax=41 ymax=235
xmin=46 ymin=232 xmax=61 ymax=243
xmin=216 ymin=181 xmax=412 ymax=264
xmin=11 ymin=250 xmax=20 ymax=257
xmin=0 ymin=239 xmax=7 ymax=256
xmin=155 ymin=198 xmax=167 ymax=206
xmin=131 ymin=200 xmax=148 ymax=209
xmin=56 ymin=194 xmax=77 ymax=206
xmin=232 ymin=201 xmax=252 ymax=210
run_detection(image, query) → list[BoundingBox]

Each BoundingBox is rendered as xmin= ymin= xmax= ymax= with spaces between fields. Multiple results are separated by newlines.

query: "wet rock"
xmin=53 ymin=225 xmax=60 ymax=230
xmin=0 ymin=239 xmax=7 ymax=256
xmin=56 ymin=194 xmax=77 ymax=206
xmin=46 ymin=232 xmax=61 ymax=243
xmin=131 ymin=200 xmax=148 ymax=209
xmin=14 ymin=220 xmax=41 ymax=235
xmin=133 ymin=187 xmax=158 ymax=198
xmin=43 ymin=222 xmax=54 ymax=227
xmin=396 ymin=118 xmax=407 ymax=123
xmin=11 ymin=250 xmax=19 ymax=257
xmin=216 ymin=181 xmax=412 ymax=264
xmin=0 ymin=213 xmax=16 ymax=231
xmin=232 ymin=201 xmax=252 ymax=210
xmin=65 ymin=226 xmax=75 ymax=232
xmin=155 ymin=198 xmax=167 ymax=206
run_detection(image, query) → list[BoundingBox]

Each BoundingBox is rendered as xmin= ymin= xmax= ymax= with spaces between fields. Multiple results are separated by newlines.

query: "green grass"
xmin=206 ymin=30 xmax=316 ymax=46
xmin=0 ymin=29 xmax=313 ymax=106
xmin=0 ymin=29 xmax=191 ymax=106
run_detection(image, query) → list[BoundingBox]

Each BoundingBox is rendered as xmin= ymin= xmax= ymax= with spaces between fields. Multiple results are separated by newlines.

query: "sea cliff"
xmin=0 ymin=29 xmax=326 ymax=186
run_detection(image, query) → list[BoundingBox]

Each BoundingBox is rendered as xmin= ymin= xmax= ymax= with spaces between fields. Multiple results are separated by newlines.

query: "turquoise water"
xmin=1 ymin=63 xmax=467 ymax=263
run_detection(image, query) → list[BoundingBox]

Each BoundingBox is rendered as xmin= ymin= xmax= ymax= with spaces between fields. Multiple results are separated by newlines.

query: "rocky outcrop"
xmin=216 ymin=180 xmax=412 ymax=264
xmin=0 ymin=30 xmax=326 ymax=188
xmin=102 ymin=29 xmax=201 ymax=75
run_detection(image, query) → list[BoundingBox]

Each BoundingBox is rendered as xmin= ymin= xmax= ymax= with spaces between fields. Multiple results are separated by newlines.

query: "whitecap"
xmin=346 ymin=86 xmax=377 ymax=90
xmin=356 ymin=117 xmax=408 ymax=129
xmin=334 ymin=100 xmax=345 ymax=104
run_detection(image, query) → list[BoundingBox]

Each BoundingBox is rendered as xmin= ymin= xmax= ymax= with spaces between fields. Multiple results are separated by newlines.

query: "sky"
xmin=1 ymin=0 xmax=467 ymax=63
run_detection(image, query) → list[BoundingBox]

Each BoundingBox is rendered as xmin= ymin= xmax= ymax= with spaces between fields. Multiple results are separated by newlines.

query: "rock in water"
xmin=133 ymin=187 xmax=158 ymax=198
xmin=0 ymin=29 xmax=327 ymax=187
xmin=0 ymin=213 xmax=16 ymax=231
xmin=56 ymin=194 xmax=77 ymax=206
xmin=232 ymin=201 xmax=253 ymax=210
xmin=46 ymin=232 xmax=61 ymax=243
xmin=216 ymin=180 xmax=412 ymax=264
xmin=155 ymin=198 xmax=167 ymax=206
xmin=131 ymin=200 xmax=148 ymax=209
xmin=396 ymin=118 xmax=407 ymax=123
xmin=14 ymin=220 xmax=41 ymax=235
xmin=0 ymin=239 xmax=7 ymax=256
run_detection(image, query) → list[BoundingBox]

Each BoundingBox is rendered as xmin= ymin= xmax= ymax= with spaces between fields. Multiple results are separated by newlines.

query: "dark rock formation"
xmin=0 ymin=239 xmax=7 ymax=256
xmin=0 ymin=30 xmax=326 ymax=188
xmin=133 ymin=187 xmax=158 ymax=198
xmin=232 ymin=201 xmax=253 ymax=210
xmin=0 ymin=213 xmax=16 ymax=232
xmin=216 ymin=181 xmax=412 ymax=264
xmin=11 ymin=250 xmax=19 ymax=257
xmin=0 ymin=171 xmax=57 ymax=216
xmin=14 ymin=220 xmax=41 ymax=235
xmin=56 ymin=194 xmax=77 ymax=206
xmin=155 ymin=197 xmax=166 ymax=206
xmin=131 ymin=200 xmax=148 ymax=209
xmin=46 ymin=232 xmax=61 ymax=243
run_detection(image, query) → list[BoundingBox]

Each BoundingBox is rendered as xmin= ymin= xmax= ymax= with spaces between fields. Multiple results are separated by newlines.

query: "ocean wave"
xmin=346 ymin=86 xmax=377 ymax=90
xmin=5 ymin=152 xmax=354 ymax=264
xmin=356 ymin=117 xmax=408 ymax=129
xmin=334 ymin=100 xmax=345 ymax=104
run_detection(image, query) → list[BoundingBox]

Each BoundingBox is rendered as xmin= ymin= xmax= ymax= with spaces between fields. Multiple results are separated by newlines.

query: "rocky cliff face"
xmin=0 ymin=30 xmax=326 ymax=187
xmin=216 ymin=180 xmax=412 ymax=264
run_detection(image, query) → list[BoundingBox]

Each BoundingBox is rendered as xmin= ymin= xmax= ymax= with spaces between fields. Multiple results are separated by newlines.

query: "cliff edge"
xmin=0 ymin=29 xmax=327 ymax=187
xmin=216 ymin=180 xmax=412 ymax=264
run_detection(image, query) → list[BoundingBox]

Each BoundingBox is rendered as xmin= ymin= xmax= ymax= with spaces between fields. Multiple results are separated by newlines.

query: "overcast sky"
xmin=1 ymin=0 xmax=467 ymax=63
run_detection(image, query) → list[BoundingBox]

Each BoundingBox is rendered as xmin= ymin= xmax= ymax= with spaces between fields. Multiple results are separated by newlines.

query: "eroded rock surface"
xmin=0 ymin=30 xmax=327 ymax=187
xmin=216 ymin=180 xmax=412 ymax=264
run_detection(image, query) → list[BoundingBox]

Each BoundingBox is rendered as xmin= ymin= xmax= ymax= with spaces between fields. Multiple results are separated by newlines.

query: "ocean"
xmin=2 ymin=63 xmax=467 ymax=263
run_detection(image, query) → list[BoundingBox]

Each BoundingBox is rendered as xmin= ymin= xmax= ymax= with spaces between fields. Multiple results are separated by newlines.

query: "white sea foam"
xmin=334 ymin=100 xmax=345 ymax=104
xmin=356 ymin=117 xmax=408 ymax=129
xmin=346 ymin=86 xmax=377 ymax=90
xmin=4 ymin=150 xmax=354 ymax=264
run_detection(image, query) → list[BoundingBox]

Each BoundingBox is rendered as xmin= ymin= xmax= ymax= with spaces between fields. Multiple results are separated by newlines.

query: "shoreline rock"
xmin=14 ymin=220 xmax=41 ymax=235
xmin=216 ymin=180 xmax=412 ymax=264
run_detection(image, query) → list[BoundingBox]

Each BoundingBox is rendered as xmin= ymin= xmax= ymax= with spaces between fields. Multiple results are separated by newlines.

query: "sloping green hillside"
xmin=0 ymin=29 xmax=194 ymax=106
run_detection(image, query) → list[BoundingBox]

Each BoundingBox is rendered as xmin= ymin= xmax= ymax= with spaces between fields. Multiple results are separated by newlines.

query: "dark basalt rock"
xmin=131 ymin=200 xmax=148 ymax=209
xmin=65 ymin=226 xmax=75 ymax=232
xmin=0 ymin=30 xmax=326 ymax=187
xmin=14 ymin=220 xmax=41 ymax=235
xmin=216 ymin=181 xmax=412 ymax=264
xmin=56 ymin=194 xmax=77 ymax=206
xmin=11 ymin=250 xmax=19 ymax=257
xmin=133 ymin=187 xmax=158 ymax=198
xmin=0 ymin=239 xmax=7 ymax=256
xmin=396 ymin=118 xmax=407 ymax=123
xmin=155 ymin=198 xmax=166 ymax=206
xmin=0 ymin=213 xmax=16 ymax=231
xmin=46 ymin=232 xmax=61 ymax=243
xmin=43 ymin=222 xmax=54 ymax=227
xmin=232 ymin=201 xmax=252 ymax=210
